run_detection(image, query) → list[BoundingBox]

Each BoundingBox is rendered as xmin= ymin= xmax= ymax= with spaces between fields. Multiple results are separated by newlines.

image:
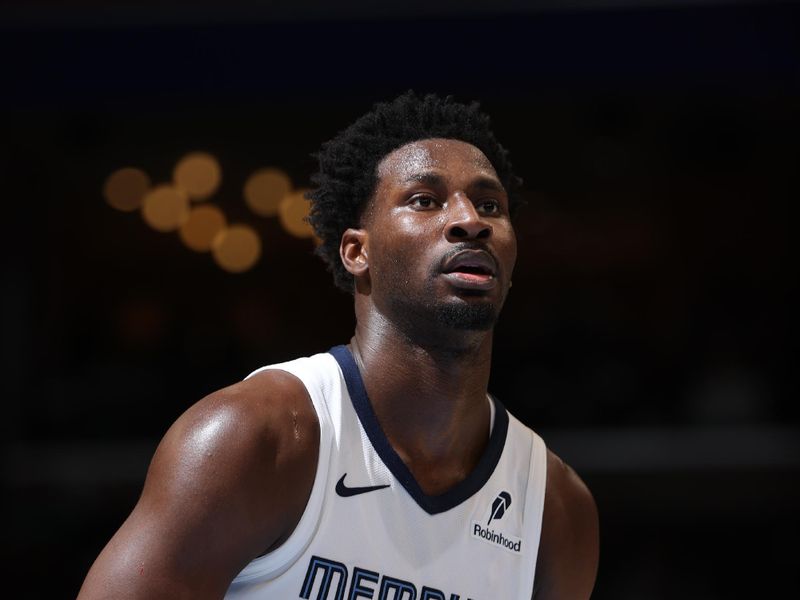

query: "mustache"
xmin=436 ymin=243 xmax=500 ymax=273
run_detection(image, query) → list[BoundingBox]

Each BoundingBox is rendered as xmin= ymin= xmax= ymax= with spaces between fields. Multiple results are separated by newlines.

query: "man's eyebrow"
xmin=402 ymin=172 xmax=444 ymax=186
xmin=401 ymin=172 xmax=506 ymax=194
xmin=471 ymin=177 xmax=507 ymax=194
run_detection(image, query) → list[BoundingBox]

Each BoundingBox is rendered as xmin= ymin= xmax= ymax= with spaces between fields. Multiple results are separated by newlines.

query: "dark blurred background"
xmin=2 ymin=0 xmax=798 ymax=597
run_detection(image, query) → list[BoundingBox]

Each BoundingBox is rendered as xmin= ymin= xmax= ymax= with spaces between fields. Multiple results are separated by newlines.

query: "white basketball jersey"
xmin=225 ymin=346 xmax=547 ymax=600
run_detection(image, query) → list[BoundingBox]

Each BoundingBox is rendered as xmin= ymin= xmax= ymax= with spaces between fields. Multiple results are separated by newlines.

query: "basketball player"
xmin=79 ymin=92 xmax=599 ymax=599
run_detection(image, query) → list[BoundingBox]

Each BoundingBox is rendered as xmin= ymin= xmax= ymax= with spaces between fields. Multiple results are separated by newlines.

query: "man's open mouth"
xmin=441 ymin=251 xmax=498 ymax=289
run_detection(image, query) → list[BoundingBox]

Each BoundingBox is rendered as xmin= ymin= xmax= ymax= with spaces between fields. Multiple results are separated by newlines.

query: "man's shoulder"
xmin=543 ymin=449 xmax=595 ymax=512
xmin=175 ymin=365 xmax=321 ymax=464
xmin=533 ymin=449 xmax=599 ymax=600
xmin=77 ymin=364 xmax=323 ymax=599
xmin=151 ymin=365 xmax=322 ymax=549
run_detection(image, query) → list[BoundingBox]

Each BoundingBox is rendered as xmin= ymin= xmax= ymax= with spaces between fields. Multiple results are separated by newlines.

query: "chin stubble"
xmin=434 ymin=300 xmax=498 ymax=331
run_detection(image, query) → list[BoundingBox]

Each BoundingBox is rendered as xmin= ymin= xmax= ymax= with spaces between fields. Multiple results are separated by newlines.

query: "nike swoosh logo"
xmin=335 ymin=473 xmax=391 ymax=497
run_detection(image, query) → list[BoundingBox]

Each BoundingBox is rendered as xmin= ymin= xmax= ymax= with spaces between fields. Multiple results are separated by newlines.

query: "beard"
xmin=382 ymin=276 xmax=501 ymax=335
xmin=433 ymin=298 xmax=498 ymax=331
xmin=374 ymin=244 xmax=506 ymax=336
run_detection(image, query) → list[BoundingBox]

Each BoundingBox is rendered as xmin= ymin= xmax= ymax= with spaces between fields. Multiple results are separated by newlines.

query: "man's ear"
xmin=340 ymin=228 xmax=369 ymax=277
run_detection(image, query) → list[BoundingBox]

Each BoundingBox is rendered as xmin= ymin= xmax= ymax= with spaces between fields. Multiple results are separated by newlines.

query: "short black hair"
xmin=307 ymin=91 xmax=523 ymax=292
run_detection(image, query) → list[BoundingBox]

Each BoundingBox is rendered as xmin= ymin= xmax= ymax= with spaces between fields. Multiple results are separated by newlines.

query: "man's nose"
xmin=445 ymin=194 xmax=492 ymax=241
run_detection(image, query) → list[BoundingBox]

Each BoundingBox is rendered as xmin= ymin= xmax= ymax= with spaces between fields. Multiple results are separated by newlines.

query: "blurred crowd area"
xmin=1 ymin=1 xmax=798 ymax=598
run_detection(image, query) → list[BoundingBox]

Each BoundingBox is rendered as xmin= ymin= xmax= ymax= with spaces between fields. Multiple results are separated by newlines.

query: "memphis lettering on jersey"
xmin=471 ymin=522 xmax=522 ymax=554
xmin=300 ymin=555 xmax=476 ymax=600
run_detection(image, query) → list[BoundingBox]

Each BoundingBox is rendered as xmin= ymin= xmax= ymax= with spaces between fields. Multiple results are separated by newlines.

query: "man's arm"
xmin=78 ymin=369 xmax=319 ymax=600
xmin=533 ymin=450 xmax=600 ymax=600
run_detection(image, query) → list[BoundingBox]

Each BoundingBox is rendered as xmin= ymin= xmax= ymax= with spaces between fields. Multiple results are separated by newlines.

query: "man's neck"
xmin=349 ymin=308 xmax=494 ymax=495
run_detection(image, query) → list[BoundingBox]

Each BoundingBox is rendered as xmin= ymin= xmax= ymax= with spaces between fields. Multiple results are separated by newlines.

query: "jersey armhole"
xmin=520 ymin=431 xmax=547 ymax=598
xmin=229 ymin=357 xmax=335 ymax=584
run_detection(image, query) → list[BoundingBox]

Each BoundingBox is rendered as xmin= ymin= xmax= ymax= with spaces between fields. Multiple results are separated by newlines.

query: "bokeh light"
xmin=179 ymin=205 xmax=227 ymax=252
xmin=173 ymin=152 xmax=222 ymax=200
xmin=103 ymin=167 xmax=151 ymax=212
xmin=212 ymin=225 xmax=262 ymax=273
xmin=278 ymin=189 xmax=314 ymax=238
xmin=243 ymin=167 xmax=292 ymax=217
xmin=141 ymin=185 xmax=190 ymax=232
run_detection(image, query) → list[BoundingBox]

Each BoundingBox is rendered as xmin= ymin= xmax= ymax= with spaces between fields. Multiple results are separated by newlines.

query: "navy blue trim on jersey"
xmin=329 ymin=344 xmax=509 ymax=515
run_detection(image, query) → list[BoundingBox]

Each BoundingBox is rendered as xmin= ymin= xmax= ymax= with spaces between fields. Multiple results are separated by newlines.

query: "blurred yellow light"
xmin=173 ymin=152 xmax=222 ymax=200
xmin=141 ymin=185 xmax=190 ymax=232
xmin=179 ymin=205 xmax=227 ymax=252
xmin=278 ymin=189 xmax=314 ymax=238
xmin=103 ymin=167 xmax=150 ymax=212
xmin=243 ymin=168 xmax=292 ymax=217
xmin=212 ymin=225 xmax=262 ymax=273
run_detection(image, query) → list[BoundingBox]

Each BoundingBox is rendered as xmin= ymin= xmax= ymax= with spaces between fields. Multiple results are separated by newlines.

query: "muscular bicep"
xmin=532 ymin=451 xmax=599 ymax=600
xmin=78 ymin=371 xmax=319 ymax=599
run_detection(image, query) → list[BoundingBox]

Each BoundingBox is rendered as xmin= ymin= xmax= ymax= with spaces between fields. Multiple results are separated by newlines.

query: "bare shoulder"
xmin=144 ymin=367 xmax=321 ymax=543
xmin=155 ymin=367 xmax=321 ymax=494
xmin=78 ymin=367 xmax=320 ymax=599
xmin=533 ymin=449 xmax=600 ymax=600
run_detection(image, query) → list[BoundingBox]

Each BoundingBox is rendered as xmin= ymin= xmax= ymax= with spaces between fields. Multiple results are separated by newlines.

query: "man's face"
xmin=362 ymin=138 xmax=517 ymax=332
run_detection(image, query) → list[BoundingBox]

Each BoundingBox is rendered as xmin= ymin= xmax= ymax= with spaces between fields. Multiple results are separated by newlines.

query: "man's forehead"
xmin=376 ymin=138 xmax=498 ymax=181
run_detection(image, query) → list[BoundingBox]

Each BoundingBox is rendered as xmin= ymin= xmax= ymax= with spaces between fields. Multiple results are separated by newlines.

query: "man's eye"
xmin=410 ymin=196 xmax=436 ymax=208
xmin=479 ymin=200 xmax=500 ymax=214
